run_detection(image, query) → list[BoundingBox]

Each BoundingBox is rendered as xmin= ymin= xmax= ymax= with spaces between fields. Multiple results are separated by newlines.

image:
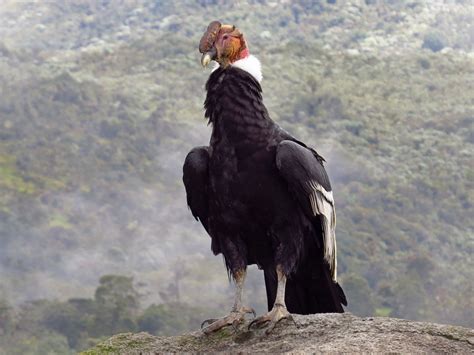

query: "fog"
xmin=0 ymin=0 xmax=472 ymax=352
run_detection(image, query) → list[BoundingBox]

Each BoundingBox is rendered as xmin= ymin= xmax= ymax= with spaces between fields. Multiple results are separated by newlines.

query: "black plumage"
xmin=183 ymin=65 xmax=346 ymax=319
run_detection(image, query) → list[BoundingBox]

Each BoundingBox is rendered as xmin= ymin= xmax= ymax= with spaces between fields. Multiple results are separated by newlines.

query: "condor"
xmin=183 ymin=21 xmax=347 ymax=333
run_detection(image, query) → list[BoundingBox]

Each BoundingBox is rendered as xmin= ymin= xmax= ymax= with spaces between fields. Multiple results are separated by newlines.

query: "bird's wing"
xmin=275 ymin=140 xmax=337 ymax=281
xmin=183 ymin=146 xmax=210 ymax=234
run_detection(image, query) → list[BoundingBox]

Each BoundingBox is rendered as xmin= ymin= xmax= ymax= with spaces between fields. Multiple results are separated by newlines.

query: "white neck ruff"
xmin=211 ymin=55 xmax=263 ymax=82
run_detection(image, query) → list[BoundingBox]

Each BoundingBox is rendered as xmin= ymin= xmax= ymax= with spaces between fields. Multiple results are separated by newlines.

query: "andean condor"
xmin=183 ymin=21 xmax=347 ymax=333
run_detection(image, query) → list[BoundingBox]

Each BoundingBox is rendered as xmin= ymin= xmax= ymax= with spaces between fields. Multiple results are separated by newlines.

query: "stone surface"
xmin=82 ymin=313 xmax=474 ymax=354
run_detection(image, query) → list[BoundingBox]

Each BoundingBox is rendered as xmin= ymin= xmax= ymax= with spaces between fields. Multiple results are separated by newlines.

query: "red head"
xmin=199 ymin=21 xmax=249 ymax=68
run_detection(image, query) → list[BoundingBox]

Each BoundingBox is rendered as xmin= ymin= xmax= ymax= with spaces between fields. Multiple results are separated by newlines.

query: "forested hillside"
xmin=0 ymin=0 xmax=472 ymax=353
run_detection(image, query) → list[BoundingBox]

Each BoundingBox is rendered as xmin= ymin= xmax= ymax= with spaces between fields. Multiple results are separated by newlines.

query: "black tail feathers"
xmin=335 ymin=281 xmax=348 ymax=307
xmin=264 ymin=263 xmax=347 ymax=314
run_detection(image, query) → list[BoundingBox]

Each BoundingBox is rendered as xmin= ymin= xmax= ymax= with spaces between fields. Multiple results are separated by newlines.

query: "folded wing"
xmin=276 ymin=140 xmax=338 ymax=281
xmin=182 ymin=146 xmax=210 ymax=234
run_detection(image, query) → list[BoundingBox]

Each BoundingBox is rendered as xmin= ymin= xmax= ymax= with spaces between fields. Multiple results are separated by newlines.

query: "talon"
xmin=248 ymin=305 xmax=293 ymax=333
xmin=200 ymin=306 xmax=253 ymax=334
xmin=202 ymin=318 xmax=228 ymax=334
xmin=201 ymin=318 xmax=217 ymax=329
xmin=242 ymin=306 xmax=256 ymax=318
xmin=248 ymin=317 xmax=270 ymax=330
xmin=276 ymin=315 xmax=288 ymax=324
xmin=265 ymin=322 xmax=277 ymax=335
xmin=248 ymin=318 xmax=258 ymax=330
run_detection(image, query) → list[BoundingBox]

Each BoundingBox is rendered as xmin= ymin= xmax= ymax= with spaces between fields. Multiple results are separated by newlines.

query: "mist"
xmin=0 ymin=0 xmax=472 ymax=353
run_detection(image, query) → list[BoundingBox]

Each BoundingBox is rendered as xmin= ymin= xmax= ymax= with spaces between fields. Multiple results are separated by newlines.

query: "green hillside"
xmin=0 ymin=0 xmax=472 ymax=353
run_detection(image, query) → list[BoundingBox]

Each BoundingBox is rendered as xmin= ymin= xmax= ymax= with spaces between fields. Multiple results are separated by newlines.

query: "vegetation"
xmin=0 ymin=0 xmax=472 ymax=353
xmin=422 ymin=32 xmax=446 ymax=52
xmin=0 ymin=275 xmax=209 ymax=353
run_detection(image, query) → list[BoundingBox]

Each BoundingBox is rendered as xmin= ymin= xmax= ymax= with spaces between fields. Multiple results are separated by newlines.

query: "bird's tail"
xmin=264 ymin=258 xmax=347 ymax=314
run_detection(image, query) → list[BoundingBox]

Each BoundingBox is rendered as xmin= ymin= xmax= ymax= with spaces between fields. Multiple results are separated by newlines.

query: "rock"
xmin=347 ymin=49 xmax=360 ymax=56
xmin=160 ymin=15 xmax=179 ymax=30
xmin=0 ymin=42 xmax=10 ymax=57
xmin=260 ymin=31 xmax=272 ymax=39
xmin=81 ymin=314 xmax=474 ymax=354
xmin=440 ymin=47 xmax=453 ymax=54
xmin=35 ymin=24 xmax=46 ymax=32
xmin=322 ymin=44 xmax=332 ymax=51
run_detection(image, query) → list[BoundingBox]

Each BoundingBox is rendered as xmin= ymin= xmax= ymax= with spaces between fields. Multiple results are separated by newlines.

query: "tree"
xmin=392 ymin=274 xmax=427 ymax=320
xmin=422 ymin=32 xmax=446 ymax=52
xmin=40 ymin=301 xmax=90 ymax=349
xmin=5 ymin=331 xmax=73 ymax=355
xmin=92 ymin=275 xmax=140 ymax=336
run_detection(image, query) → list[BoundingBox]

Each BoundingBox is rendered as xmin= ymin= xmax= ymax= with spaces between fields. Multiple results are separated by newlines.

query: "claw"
xmin=247 ymin=305 xmax=294 ymax=333
xmin=201 ymin=318 xmax=217 ymax=329
xmin=290 ymin=314 xmax=298 ymax=328
xmin=265 ymin=321 xmax=277 ymax=335
xmin=202 ymin=317 xmax=232 ymax=334
xmin=241 ymin=306 xmax=256 ymax=318
xmin=276 ymin=313 xmax=292 ymax=324
xmin=200 ymin=307 xmax=255 ymax=334
xmin=248 ymin=317 xmax=269 ymax=330
xmin=250 ymin=308 xmax=256 ymax=318
xmin=265 ymin=314 xmax=294 ymax=334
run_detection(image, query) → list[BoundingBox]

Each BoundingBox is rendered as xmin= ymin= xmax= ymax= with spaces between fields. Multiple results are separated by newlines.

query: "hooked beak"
xmin=201 ymin=47 xmax=217 ymax=67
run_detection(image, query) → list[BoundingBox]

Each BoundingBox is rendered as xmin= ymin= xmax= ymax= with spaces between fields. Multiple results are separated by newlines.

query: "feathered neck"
xmin=211 ymin=55 xmax=263 ymax=83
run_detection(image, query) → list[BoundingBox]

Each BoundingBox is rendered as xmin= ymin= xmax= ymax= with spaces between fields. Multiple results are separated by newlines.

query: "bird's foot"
xmin=248 ymin=303 xmax=295 ymax=334
xmin=201 ymin=306 xmax=256 ymax=334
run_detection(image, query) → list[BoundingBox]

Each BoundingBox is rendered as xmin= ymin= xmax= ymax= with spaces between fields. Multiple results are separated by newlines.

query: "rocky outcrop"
xmin=82 ymin=313 xmax=474 ymax=354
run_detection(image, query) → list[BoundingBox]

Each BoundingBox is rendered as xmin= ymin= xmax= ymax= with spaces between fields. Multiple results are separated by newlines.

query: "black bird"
xmin=183 ymin=21 xmax=347 ymax=333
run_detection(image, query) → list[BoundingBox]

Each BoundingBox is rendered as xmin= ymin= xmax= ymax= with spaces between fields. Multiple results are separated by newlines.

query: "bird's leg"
xmin=249 ymin=265 xmax=294 ymax=333
xmin=201 ymin=269 xmax=255 ymax=334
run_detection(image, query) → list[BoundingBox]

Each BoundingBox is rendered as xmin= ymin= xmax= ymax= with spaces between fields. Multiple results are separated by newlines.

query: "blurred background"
xmin=0 ymin=0 xmax=472 ymax=353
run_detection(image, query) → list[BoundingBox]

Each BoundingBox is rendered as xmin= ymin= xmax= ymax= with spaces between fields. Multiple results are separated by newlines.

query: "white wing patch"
xmin=308 ymin=180 xmax=338 ymax=281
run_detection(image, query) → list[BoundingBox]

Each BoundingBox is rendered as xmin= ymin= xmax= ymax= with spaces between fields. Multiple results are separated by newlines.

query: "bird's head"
xmin=199 ymin=21 xmax=249 ymax=69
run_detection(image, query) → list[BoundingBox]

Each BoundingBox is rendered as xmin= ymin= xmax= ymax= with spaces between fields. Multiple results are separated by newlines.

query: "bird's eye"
xmin=223 ymin=35 xmax=229 ymax=40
